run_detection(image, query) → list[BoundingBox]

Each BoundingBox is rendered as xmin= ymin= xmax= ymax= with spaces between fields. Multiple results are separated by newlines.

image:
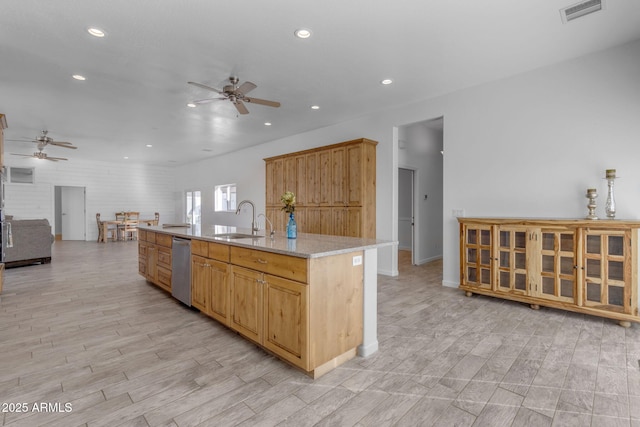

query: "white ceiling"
xmin=1 ymin=0 xmax=639 ymax=166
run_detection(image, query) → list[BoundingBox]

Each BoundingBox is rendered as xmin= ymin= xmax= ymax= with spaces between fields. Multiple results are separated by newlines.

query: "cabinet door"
xmin=272 ymin=158 xmax=285 ymax=207
xmin=496 ymin=227 xmax=528 ymax=295
xmin=461 ymin=224 xmax=493 ymax=290
xmin=191 ymin=255 xmax=210 ymax=312
xmin=230 ymin=266 xmax=263 ymax=343
xmin=263 ymin=275 xmax=308 ymax=369
xmin=305 ymin=152 xmax=319 ymax=205
xmin=295 ymin=155 xmax=308 ymax=206
xmin=306 ymin=207 xmax=332 ymax=235
xmin=346 ymin=143 xmax=364 ymax=206
xmin=537 ymin=229 xmax=576 ymax=303
xmin=331 ymin=147 xmax=346 ymax=205
xmin=318 ymin=150 xmax=332 ymax=206
xmin=147 ymin=244 xmax=158 ymax=283
xmin=283 ymin=157 xmax=297 ymax=196
xmin=209 ymin=259 xmax=230 ymax=325
xmin=582 ymin=230 xmax=631 ymax=314
xmin=265 ymin=160 xmax=276 ymax=206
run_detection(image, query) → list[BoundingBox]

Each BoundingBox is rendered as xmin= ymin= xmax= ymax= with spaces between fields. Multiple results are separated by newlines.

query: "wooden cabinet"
xmin=264 ymin=138 xmax=377 ymax=238
xmin=191 ymin=240 xmax=230 ymax=325
xmin=230 ymin=265 xmax=264 ymax=344
xmin=138 ymin=230 xmax=172 ymax=292
xmin=459 ymin=218 xmax=640 ymax=326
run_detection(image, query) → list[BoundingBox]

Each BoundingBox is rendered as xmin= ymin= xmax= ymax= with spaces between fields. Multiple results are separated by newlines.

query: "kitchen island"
xmin=138 ymin=224 xmax=394 ymax=378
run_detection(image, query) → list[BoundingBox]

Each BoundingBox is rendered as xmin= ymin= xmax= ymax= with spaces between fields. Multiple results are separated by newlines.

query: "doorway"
xmin=397 ymin=117 xmax=444 ymax=267
xmin=398 ymin=167 xmax=415 ymax=263
xmin=55 ymin=186 xmax=86 ymax=240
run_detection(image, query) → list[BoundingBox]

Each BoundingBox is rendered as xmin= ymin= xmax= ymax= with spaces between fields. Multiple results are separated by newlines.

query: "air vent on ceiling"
xmin=560 ymin=0 xmax=604 ymax=23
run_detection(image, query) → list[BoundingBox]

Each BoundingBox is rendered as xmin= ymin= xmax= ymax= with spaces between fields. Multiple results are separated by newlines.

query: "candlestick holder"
xmin=605 ymin=169 xmax=617 ymax=219
xmin=586 ymin=188 xmax=598 ymax=220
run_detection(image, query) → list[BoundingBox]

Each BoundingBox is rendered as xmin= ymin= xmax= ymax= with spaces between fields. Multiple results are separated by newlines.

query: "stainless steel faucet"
xmin=258 ymin=213 xmax=275 ymax=238
xmin=236 ymin=200 xmax=259 ymax=235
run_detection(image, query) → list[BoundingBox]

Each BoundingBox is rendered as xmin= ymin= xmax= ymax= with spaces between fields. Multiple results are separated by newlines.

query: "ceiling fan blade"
xmin=244 ymin=97 xmax=281 ymax=108
xmin=236 ymin=81 xmax=257 ymax=95
xmin=49 ymin=141 xmax=77 ymax=149
xmin=234 ymin=100 xmax=250 ymax=115
xmin=6 ymin=138 xmax=36 ymax=142
xmin=46 ymin=157 xmax=67 ymax=161
xmin=10 ymin=153 xmax=33 ymax=157
xmin=188 ymin=81 xmax=223 ymax=94
xmin=193 ymin=97 xmax=225 ymax=105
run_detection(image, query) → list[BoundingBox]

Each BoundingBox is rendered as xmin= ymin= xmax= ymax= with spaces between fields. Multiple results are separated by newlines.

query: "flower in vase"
xmin=281 ymin=191 xmax=296 ymax=214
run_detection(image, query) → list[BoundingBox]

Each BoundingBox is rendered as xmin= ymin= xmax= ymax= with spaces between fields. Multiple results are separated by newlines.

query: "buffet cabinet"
xmin=264 ymin=138 xmax=377 ymax=238
xmin=459 ymin=218 xmax=640 ymax=326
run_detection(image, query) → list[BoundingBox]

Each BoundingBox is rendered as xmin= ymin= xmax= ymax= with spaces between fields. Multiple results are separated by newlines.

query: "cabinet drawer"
xmin=157 ymin=247 xmax=172 ymax=268
xmin=145 ymin=231 xmax=156 ymax=244
xmin=156 ymin=233 xmax=173 ymax=248
xmin=191 ymin=240 xmax=230 ymax=262
xmin=230 ymin=247 xmax=308 ymax=283
xmin=192 ymin=239 xmax=208 ymax=257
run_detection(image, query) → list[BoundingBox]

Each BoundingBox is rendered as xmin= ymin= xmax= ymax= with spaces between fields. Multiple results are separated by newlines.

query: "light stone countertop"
xmin=138 ymin=224 xmax=395 ymax=259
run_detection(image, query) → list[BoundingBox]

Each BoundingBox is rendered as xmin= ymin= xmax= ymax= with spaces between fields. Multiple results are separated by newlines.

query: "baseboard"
xmin=442 ymin=280 xmax=459 ymax=288
xmin=416 ymin=254 xmax=442 ymax=265
xmin=378 ymin=268 xmax=398 ymax=277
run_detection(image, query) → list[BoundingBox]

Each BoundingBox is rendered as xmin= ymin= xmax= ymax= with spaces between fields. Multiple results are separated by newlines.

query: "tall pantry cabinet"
xmin=264 ymin=138 xmax=377 ymax=238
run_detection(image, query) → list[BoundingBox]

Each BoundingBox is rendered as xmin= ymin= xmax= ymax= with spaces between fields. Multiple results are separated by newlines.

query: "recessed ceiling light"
xmin=186 ymin=103 xmax=196 ymax=108
xmin=310 ymin=105 xmax=320 ymax=110
xmin=146 ymin=144 xmax=153 ymax=148
xmin=294 ymin=28 xmax=312 ymax=39
xmin=381 ymin=79 xmax=393 ymax=85
xmin=87 ymin=27 xmax=105 ymax=38
xmin=123 ymin=156 xmax=129 ymax=160
xmin=264 ymin=122 xmax=272 ymax=126
xmin=72 ymin=74 xmax=86 ymax=81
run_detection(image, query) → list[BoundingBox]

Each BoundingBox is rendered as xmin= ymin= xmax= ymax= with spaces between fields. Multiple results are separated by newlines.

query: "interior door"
xmin=61 ymin=186 xmax=86 ymax=240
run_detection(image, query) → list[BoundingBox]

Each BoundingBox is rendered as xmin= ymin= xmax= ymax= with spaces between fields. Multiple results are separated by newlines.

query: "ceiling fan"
xmin=7 ymin=130 xmax=77 ymax=149
xmin=188 ymin=76 xmax=281 ymax=115
xmin=11 ymin=146 xmax=68 ymax=162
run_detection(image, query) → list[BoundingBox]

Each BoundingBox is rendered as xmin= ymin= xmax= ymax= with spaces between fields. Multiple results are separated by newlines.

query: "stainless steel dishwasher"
xmin=171 ymin=237 xmax=191 ymax=306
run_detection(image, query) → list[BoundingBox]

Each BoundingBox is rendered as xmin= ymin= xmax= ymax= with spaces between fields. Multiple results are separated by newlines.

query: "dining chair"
xmin=96 ymin=213 xmax=117 ymax=242
xmin=120 ymin=211 xmax=140 ymax=241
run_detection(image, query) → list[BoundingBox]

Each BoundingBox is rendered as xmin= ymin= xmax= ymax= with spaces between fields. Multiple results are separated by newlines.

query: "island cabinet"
xmin=459 ymin=218 xmax=640 ymax=326
xmin=187 ymin=237 xmax=364 ymax=377
xmin=191 ymin=240 xmax=230 ymax=325
xmin=138 ymin=229 xmax=172 ymax=292
xmin=265 ymin=138 xmax=377 ymax=238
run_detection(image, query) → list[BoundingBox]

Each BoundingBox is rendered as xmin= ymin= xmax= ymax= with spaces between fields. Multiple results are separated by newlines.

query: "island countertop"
xmin=138 ymin=224 xmax=395 ymax=259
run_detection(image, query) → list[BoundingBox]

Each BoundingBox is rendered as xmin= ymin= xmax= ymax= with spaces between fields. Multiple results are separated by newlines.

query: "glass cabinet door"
xmin=538 ymin=229 xmax=577 ymax=303
xmin=496 ymin=227 xmax=528 ymax=295
xmin=582 ymin=230 xmax=630 ymax=314
xmin=463 ymin=225 xmax=493 ymax=290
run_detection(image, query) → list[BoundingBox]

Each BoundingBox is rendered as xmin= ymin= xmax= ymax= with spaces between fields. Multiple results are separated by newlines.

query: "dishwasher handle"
xmin=172 ymin=238 xmax=191 ymax=247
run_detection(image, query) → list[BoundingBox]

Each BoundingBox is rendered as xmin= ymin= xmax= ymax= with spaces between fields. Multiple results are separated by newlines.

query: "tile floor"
xmin=1 ymin=242 xmax=639 ymax=426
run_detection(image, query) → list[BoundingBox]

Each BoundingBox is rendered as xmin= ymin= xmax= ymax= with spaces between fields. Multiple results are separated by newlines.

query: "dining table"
xmin=98 ymin=217 xmax=158 ymax=242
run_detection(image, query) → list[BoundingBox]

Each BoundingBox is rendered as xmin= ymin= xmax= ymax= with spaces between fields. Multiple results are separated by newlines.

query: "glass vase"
xmin=287 ymin=213 xmax=297 ymax=239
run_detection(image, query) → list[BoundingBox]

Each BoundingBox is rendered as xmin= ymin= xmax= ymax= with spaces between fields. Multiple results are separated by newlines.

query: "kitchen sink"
xmin=213 ymin=233 xmax=264 ymax=239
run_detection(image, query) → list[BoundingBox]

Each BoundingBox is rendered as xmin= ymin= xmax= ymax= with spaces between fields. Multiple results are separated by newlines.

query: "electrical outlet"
xmin=452 ymin=209 xmax=465 ymax=218
xmin=353 ymin=255 xmax=362 ymax=266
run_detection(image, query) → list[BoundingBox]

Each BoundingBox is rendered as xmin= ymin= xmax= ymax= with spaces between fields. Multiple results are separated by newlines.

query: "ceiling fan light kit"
xmin=188 ymin=76 xmax=281 ymax=115
xmin=9 ymin=130 xmax=77 ymax=161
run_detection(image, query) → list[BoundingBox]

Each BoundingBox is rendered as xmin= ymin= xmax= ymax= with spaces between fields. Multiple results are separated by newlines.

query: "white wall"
xmin=4 ymin=158 xmax=177 ymax=241
xmin=175 ymin=38 xmax=640 ymax=281
xmin=5 ymin=39 xmax=638 ymax=282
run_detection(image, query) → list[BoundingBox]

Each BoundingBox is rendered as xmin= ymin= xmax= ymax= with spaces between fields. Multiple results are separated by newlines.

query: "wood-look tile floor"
xmin=1 ymin=243 xmax=639 ymax=426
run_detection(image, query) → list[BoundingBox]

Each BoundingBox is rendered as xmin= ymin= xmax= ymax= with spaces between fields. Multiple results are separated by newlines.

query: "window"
xmin=214 ymin=184 xmax=237 ymax=212
xmin=9 ymin=167 xmax=35 ymax=184
xmin=186 ymin=190 xmax=201 ymax=226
